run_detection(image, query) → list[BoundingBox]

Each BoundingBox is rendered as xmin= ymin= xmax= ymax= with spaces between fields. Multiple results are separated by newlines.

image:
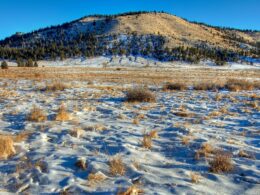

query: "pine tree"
xmin=26 ymin=59 xmax=34 ymax=67
xmin=34 ymin=61 xmax=38 ymax=67
xmin=1 ymin=61 xmax=8 ymax=69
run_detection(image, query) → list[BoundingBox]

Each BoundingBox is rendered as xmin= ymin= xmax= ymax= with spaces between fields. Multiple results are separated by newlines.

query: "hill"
xmin=0 ymin=11 xmax=259 ymax=64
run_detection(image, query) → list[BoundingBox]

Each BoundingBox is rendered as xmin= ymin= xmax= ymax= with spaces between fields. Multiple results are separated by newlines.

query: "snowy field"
xmin=0 ymin=66 xmax=259 ymax=194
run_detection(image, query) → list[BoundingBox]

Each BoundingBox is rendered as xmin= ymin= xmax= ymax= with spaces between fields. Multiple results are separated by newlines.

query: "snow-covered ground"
xmin=2 ymin=56 xmax=260 ymax=70
xmin=37 ymin=56 xmax=260 ymax=69
xmin=0 ymin=78 xmax=259 ymax=194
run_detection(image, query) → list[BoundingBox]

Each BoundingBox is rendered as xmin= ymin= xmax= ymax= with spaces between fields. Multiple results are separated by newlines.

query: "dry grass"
xmin=195 ymin=143 xmax=215 ymax=160
xmin=126 ymin=87 xmax=156 ymax=103
xmin=75 ymin=159 xmax=87 ymax=170
xmin=117 ymin=185 xmax=143 ymax=195
xmin=142 ymin=135 xmax=152 ymax=149
xmin=44 ymin=81 xmax=67 ymax=91
xmin=173 ymin=111 xmax=195 ymax=118
xmin=55 ymin=104 xmax=70 ymax=121
xmin=226 ymin=79 xmax=259 ymax=91
xmin=27 ymin=105 xmax=47 ymax=122
xmin=0 ymin=136 xmax=15 ymax=159
xmin=149 ymin=130 xmax=159 ymax=139
xmin=193 ymin=83 xmax=224 ymax=91
xmin=181 ymin=136 xmax=191 ymax=145
xmin=87 ymin=172 xmax=106 ymax=185
xmin=163 ymin=82 xmax=187 ymax=91
xmin=238 ymin=150 xmax=254 ymax=159
xmin=109 ymin=156 xmax=126 ymax=176
xmin=70 ymin=128 xmax=84 ymax=138
xmin=209 ymin=151 xmax=234 ymax=173
xmin=190 ymin=172 xmax=201 ymax=183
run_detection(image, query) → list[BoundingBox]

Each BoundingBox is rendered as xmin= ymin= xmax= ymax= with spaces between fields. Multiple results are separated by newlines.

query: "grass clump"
xmin=118 ymin=185 xmax=143 ymax=195
xmin=0 ymin=136 xmax=15 ymax=159
xmin=126 ymin=87 xmax=155 ymax=103
xmin=55 ymin=104 xmax=70 ymax=121
xmin=27 ymin=105 xmax=47 ymax=122
xmin=44 ymin=81 xmax=67 ymax=91
xmin=225 ymin=79 xmax=259 ymax=91
xmin=209 ymin=151 xmax=233 ymax=173
xmin=163 ymin=82 xmax=187 ymax=91
xmin=109 ymin=156 xmax=126 ymax=176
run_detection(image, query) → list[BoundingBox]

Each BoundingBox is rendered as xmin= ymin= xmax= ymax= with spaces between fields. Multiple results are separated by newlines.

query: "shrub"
xmin=209 ymin=151 xmax=233 ymax=173
xmin=87 ymin=172 xmax=106 ymax=185
xmin=163 ymin=82 xmax=187 ymax=91
xmin=109 ymin=156 xmax=126 ymax=176
xmin=126 ymin=87 xmax=155 ymax=102
xmin=193 ymin=83 xmax=224 ymax=91
xmin=1 ymin=61 xmax=8 ymax=69
xmin=27 ymin=105 xmax=47 ymax=122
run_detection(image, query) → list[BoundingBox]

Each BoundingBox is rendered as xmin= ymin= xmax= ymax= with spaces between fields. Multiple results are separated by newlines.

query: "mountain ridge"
xmin=0 ymin=11 xmax=259 ymax=64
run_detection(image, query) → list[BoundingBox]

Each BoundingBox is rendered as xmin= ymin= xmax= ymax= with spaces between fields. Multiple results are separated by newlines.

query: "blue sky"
xmin=1 ymin=0 xmax=260 ymax=40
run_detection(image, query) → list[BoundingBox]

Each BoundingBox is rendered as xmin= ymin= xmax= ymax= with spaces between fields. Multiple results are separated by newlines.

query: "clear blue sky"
xmin=1 ymin=0 xmax=260 ymax=40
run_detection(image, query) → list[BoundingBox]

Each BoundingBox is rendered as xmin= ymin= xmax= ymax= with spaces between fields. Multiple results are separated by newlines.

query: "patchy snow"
xmin=0 ymin=78 xmax=259 ymax=194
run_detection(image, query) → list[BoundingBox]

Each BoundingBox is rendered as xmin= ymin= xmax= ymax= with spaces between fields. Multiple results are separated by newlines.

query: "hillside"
xmin=0 ymin=11 xmax=259 ymax=64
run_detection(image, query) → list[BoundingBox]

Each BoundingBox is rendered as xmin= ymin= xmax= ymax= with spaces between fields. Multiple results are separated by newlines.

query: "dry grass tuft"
xmin=126 ymin=87 xmax=156 ymax=103
xmin=70 ymin=128 xmax=84 ymax=138
xmin=149 ymin=130 xmax=159 ymax=139
xmin=44 ymin=81 xmax=67 ymax=91
xmin=238 ymin=150 xmax=254 ymax=159
xmin=209 ymin=151 xmax=233 ymax=173
xmin=226 ymin=79 xmax=259 ymax=91
xmin=190 ymin=172 xmax=201 ymax=183
xmin=0 ymin=136 xmax=16 ymax=159
xmin=55 ymin=104 xmax=70 ymax=121
xmin=75 ymin=159 xmax=87 ymax=170
xmin=163 ymin=82 xmax=187 ymax=91
xmin=109 ymin=156 xmax=126 ymax=176
xmin=181 ymin=136 xmax=191 ymax=145
xmin=87 ymin=172 xmax=106 ymax=185
xmin=173 ymin=111 xmax=195 ymax=118
xmin=142 ymin=135 xmax=152 ymax=149
xmin=27 ymin=105 xmax=47 ymax=122
xmin=195 ymin=143 xmax=215 ymax=160
xmin=118 ymin=185 xmax=143 ymax=195
xmin=193 ymin=83 xmax=223 ymax=91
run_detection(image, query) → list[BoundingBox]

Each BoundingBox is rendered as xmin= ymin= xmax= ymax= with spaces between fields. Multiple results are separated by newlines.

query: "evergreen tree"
xmin=26 ymin=58 xmax=34 ymax=67
xmin=34 ymin=61 xmax=38 ymax=67
xmin=1 ymin=61 xmax=8 ymax=69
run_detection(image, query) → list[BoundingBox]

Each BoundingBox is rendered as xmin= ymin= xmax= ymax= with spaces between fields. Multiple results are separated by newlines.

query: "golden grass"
xmin=55 ymin=104 xmax=70 ymax=121
xmin=0 ymin=136 xmax=15 ymax=159
xmin=181 ymin=136 xmax=191 ymax=145
xmin=109 ymin=156 xmax=126 ymax=176
xmin=149 ymin=130 xmax=159 ymax=139
xmin=238 ymin=150 xmax=254 ymax=159
xmin=190 ymin=172 xmax=201 ymax=183
xmin=226 ymin=79 xmax=259 ymax=91
xmin=126 ymin=87 xmax=156 ymax=102
xmin=117 ymin=185 xmax=143 ymax=195
xmin=209 ymin=151 xmax=233 ymax=173
xmin=27 ymin=105 xmax=47 ymax=122
xmin=142 ymin=135 xmax=152 ymax=149
xmin=87 ymin=172 xmax=106 ymax=185
xmin=195 ymin=143 xmax=215 ymax=160
xmin=44 ymin=81 xmax=67 ymax=91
